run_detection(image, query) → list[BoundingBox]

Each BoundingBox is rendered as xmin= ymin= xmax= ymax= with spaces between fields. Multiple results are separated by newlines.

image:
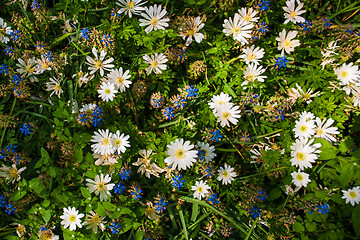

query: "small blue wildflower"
xmin=12 ymin=75 xmax=22 ymax=85
xmin=101 ymin=34 xmax=112 ymax=47
xmin=35 ymin=43 xmax=44 ymax=49
xmin=257 ymin=190 xmax=268 ymax=201
xmin=0 ymin=64 xmax=9 ymax=75
xmin=81 ymin=28 xmax=90 ymax=40
xmin=119 ymin=168 xmax=131 ymax=181
xmin=0 ymin=196 xmax=7 ymax=208
xmin=131 ymin=187 xmax=143 ymax=200
xmin=43 ymin=51 xmax=53 ymax=61
xmin=197 ymin=149 xmax=205 ymax=161
xmin=323 ymin=18 xmax=332 ymax=28
xmin=210 ymin=129 xmax=223 ymax=142
xmin=317 ymin=203 xmax=329 ymax=214
xmin=207 ymin=193 xmax=220 ymax=205
xmin=205 ymin=166 xmax=213 ymax=177
xmin=172 ymin=174 xmax=185 ymax=189
xmin=12 ymin=155 xmax=21 ymax=164
xmin=91 ymin=117 xmax=103 ymax=127
xmin=7 ymin=144 xmax=17 ymax=153
xmin=77 ymin=113 xmax=88 ymax=124
xmin=250 ymin=36 xmax=259 ymax=42
xmin=109 ymin=221 xmax=121 ymax=234
xmin=0 ymin=149 xmax=7 ymax=160
xmin=300 ymin=20 xmax=312 ymax=32
xmin=154 ymin=197 xmax=168 ymax=212
xmin=275 ymin=56 xmax=289 ymax=69
xmin=249 ymin=205 xmax=261 ymax=219
xmin=163 ymin=107 xmax=175 ymax=120
xmin=10 ymin=30 xmax=21 ymax=41
xmin=259 ymin=0 xmax=270 ymax=11
xmin=275 ymin=109 xmax=285 ymax=121
xmin=31 ymin=0 xmax=41 ymax=11
xmin=14 ymin=87 xmax=23 ymax=97
xmin=179 ymin=49 xmax=187 ymax=60
xmin=114 ymin=182 xmax=126 ymax=195
xmin=346 ymin=28 xmax=354 ymax=35
xmin=151 ymin=97 xmax=163 ymax=108
xmin=5 ymin=45 xmax=14 ymax=56
xmin=5 ymin=202 xmax=16 ymax=215
xmin=258 ymin=21 xmax=269 ymax=33
xmin=20 ymin=123 xmax=34 ymax=136
xmin=172 ymin=95 xmax=186 ymax=109
xmin=186 ymin=85 xmax=198 ymax=98
xmin=92 ymin=105 xmax=103 ymax=117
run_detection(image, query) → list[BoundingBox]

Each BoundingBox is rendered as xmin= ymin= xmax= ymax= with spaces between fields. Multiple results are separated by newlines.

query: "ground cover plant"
xmin=0 ymin=0 xmax=360 ymax=239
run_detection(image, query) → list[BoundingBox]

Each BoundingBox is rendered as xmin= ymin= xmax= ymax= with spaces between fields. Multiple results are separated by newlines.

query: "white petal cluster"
xmin=86 ymin=47 xmax=114 ymax=76
xmin=97 ymin=81 xmax=118 ymax=102
xmin=90 ymin=129 xmax=131 ymax=156
xmin=179 ymin=17 xmax=205 ymax=46
xmin=116 ymin=0 xmax=146 ymax=18
xmin=217 ymin=164 xmax=237 ymax=185
xmin=139 ymin=4 xmax=170 ymax=34
xmin=86 ymin=174 xmax=115 ymax=201
xmin=242 ymin=63 xmax=267 ymax=87
xmin=239 ymin=45 xmax=264 ymax=65
xmin=223 ymin=12 xmax=253 ymax=45
xmin=342 ymin=186 xmax=360 ymax=206
xmin=191 ymin=180 xmax=211 ymax=200
xmin=283 ymin=0 xmax=306 ymax=24
xmin=290 ymin=138 xmax=321 ymax=170
xmin=276 ymin=29 xmax=300 ymax=56
xmin=291 ymin=170 xmax=311 ymax=188
xmin=60 ymin=206 xmax=84 ymax=231
xmin=196 ymin=142 xmax=216 ymax=163
xmin=164 ymin=138 xmax=198 ymax=170
xmin=143 ymin=53 xmax=168 ymax=75
xmin=0 ymin=18 xmax=13 ymax=44
xmin=209 ymin=92 xmax=241 ymax=127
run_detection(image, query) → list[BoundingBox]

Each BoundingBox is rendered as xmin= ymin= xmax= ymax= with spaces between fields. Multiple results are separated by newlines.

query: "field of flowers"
xmin=0 ymin=0 xmax=360 ymax=239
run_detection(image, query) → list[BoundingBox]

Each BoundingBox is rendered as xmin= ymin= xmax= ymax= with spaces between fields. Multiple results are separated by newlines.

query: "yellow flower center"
xmin=69 ymin=215 xmax=76 ymax=222
xmin=316 ymin=128 xmax=324 ymax=135
xmin=42 ymin=62 xmax=49 ymax=69
xmin=245 ymin=73 xmax=255 ymax=82
xmin=296 ymin=174 xmax=303 ymax=181
xmin=340 ymin=71 xmax=348 ymax=78
xmin=102 ymin=138 xmax=110 ymax=145
xmin=97 ymin=182 xmax=106 ymax=191
xmin=26 ymin=65 xmax=34 ymax=73
xmin=91 ymin=214 xmax=100 ymax=223
xmin=105 ymin=89 xmax=111 ymax=94
xmin=146 ymin=206 xmax=155 ymax=215
xmin=300 ymin=125 xmax=307 ymax=132
xmin=222 ymin=111 xmax=230 ymax=119
xmin=95 ymin=60 xmax=103 ymax=69
xmin=248 ymin=53 xmax=256 ymax=61
xmin=9 ymin=167 xmax=18 ymax=179
xmin=197 ymin=186 xmax=203 ymax=193
xmin=349 ymin=191 xmax=357 ymax=199
xmin=117 ymin=77 xmax=124 ymax=84
xmin=151 ymin=61 xmax=158 ymax=68
xmin=222 ymin=171 xmax=229 ymax=177
xmin=115 ymin=139 xmax=121 ymax=146
xmin=218 ymin=101 xmax=225 ymax=105
xmin=284 ymin=40 xmax=292 ymax=48
xmin=296 ymin=152 xmax=305 ymax=161
xmin=127 ymin=1 xmax=134 ymax=9
xmin=244 ymin=14 xmax=252 ymax=22
xmin=54 ymin=84 xmax=61 ymax=91
xmin=233 ymin=26 xmax=242 ymax=34
xmin=151 ymin=17 xmax=158 ymax=26
xmin=290 ymin=11 xmax=297 ymax=18
xmin=175 ymin=149 xmax=185 ymax=159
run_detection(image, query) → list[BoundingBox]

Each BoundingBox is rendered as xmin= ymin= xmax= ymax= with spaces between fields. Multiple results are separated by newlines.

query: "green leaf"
xmin=293 ymin=222 xmax=305 ymax=232
xmin=48 ymin=166 xmax=57 ymax=177
xmin=268 ymin=188 xmax=282 ymax=201
xmin=134 ymin=230 xmax=143 ymax=240
xmin=102 ymin=202 xmax=116 ymax=211
xmin=81 ymin=187 xmax=91 ymax=199
xmin=352 ymin=205 xmax=360 ymax=236
xmin=75 ymin=148 xmax=83 ymax=163
xmin=41 ymin=147 xmax=50 ymax=164
xmin=10 ymin=190 xmax=26 ymax=201
xmin=191 ymin=203 xmax=199 ymax=222
xmin=29 ymin=178 xmax=41 ymax=190
xmin=339 ymin=139 xmax=353 ymax=153
xmin=305 ymin=222 xmax=316 ymax=232
xmin=43 ymin=209 xmax=51 ymax=223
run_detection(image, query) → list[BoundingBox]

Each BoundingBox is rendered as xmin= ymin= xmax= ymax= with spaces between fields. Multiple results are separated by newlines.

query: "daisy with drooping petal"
xmin=133 ymin=149 xmax=165 ymax=178
xmin=239 ymin=45 xmax=264 ymax=65
xmin=299 ymin=111 xmax=315 ymax=121
xmin=191 ymin=180 xmax=211 ymax=200
xmin=290 ymin=138 xmax=321 ymax=170
xmin=208 ymin=92 xmax=233 ymax=113
xmin=238 ymin=7 xmax=259 ymax=23
xmin=342 ymin=186 xmax=360 ymax=206
xmin=0 ymin=164 xmax=26 ymax=184
xmin=93 ymin=153 xmax=119 ymax=166
xmin=86 ymin=174 xmax=115 ymax=202
xmin=97 ymin=82 xmax=118 ymax=102
xmin=179 ymin=16 xmax=205 ymax=46
xmin=116 ymin=0 xmax=146 ymax=18
xmin=276 ymin=29 xmax=300 ymax=56
xmin=139 ymin=4 xmax=170 ymax=34
xmin=197 ymin=142 xmax=216 ymax=163
xmin=60 ymin=206 xmax=84 ymax=231
xmin=291 ymin=170 xmax=311 ymax=188
xmin=86 ymin=47 xmax=114 ymax=76
xmin=83 ymin=211 xmax=106 ymax=233
xmin=46 ymin=77 xmax=63 ymax=98
xmin=143 ymin=53 xmax=168 ymax=75
xmin=0 ymin=18 xmax=13 ymax=44
xmin=314 ymin=117 xmax=339 ymax=143
xmin=91 ymin=129 xmax=115 ymax=156
xmin=164 ymin=138 xmax=198 ymax=170
xmin=242 ymin=63 xmax=267 ymax=87
xmin=293 ymin=117 xmax=316 ymax=140
xmin=217 ymin=164 xmax=237 ymax=185
xmin=222 ymin=13 xmax=253 ymax=45
xmin=107 ymin=68 xmax=132 ymax=92
xmin=111 ymin=130 xmax=130 ymax=154
xmin=16 ymin=57 xmax=38 ymax=80
xmin=334 ymin=62 xmax=360 ymax=86
xmin=283 ymin=0 xmax=306 ymax=24
xmin=214 ymin=103 xmax=241 ymax=127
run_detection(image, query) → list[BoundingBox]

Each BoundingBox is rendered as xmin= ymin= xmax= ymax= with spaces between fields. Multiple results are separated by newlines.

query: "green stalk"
xmin=179 ymin=209 xmax=189 ymax=240
xmin=245 ymin=218 xmax=259 ymax=240
xmin=0 ymin=97 xmax=16 ymax=148
xmin=236 ymin=166 xmax=288 ymax=181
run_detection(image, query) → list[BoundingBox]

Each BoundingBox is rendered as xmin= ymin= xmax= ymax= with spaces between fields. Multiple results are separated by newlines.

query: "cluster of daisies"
xmin=208 ymin=92 xmax=241 ymax=127
xmin=334 ymin=62 xmax=360 ymax=106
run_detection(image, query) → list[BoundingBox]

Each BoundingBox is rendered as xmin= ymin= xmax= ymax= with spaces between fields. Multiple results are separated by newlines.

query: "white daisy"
xmin=299 ymin=111 xmax=315 ymax=122
xmin=208 ymin=92 xmax=233 ymax=114
xmin=35 ymin=57 xmax=52 ymax=74
xmin=214 ymin=103 xmax=241 ymax=127
xmin=116 ymin=0 xmax=146 ymax=18
xmin=93 ymin=153 xmax=119 ymax=166
xmin=86 ymin=174 xmax=115 ymax=202
xmin=80 ymin=103 xmax=97 ymax=113
xmin=191 ymin=180 xmax=211 ymax=200
xmin=239 ymin=45 xmax=264 ymax=65
xmin=0 ymin=18 xmax=13 ymax=44
xmin=16 ymin=57 xmax=38 ymax=81
xmin=291 ymin=170 xmax=311 ymax=188
xmin=179 ymin=16 xmax=205 ymax=46
xmin=293 ymin=117 xmax=316 ymax=140
xmin=276 ymin=29 xmax=300 ymax=56
xmin=334 ymin=62 xmax=360 ymax=86
xmin=242 ymin=63 xmax=267 ymax=87
xmin=283 ymin=0 xmax=306 ymax=24
xmin=164 ymin=138 xmax=198 ymax=170
xmin=314 ymin=117 xmax=339 ymax=143
xmin=45 ymin=77 xmax=63 ymax=98
xmin=238 ymin=7 xmax=259 ymax=23
xmin=107 ymin=68 xmax=132 ymax=92
xmin=342 ymin=186 xmax=360 ymax=206
xmin=83 ymin=211 xmax=106 ymax=233
xmin=222 ymin=13 xmax=253 ymax=45
xmin=97 ymin=81 xmax=118 ymax=102
xmin=290 ymin=138 xmax=321 ymax=170
xmin=91 ymin=129 xmax=115 ymax=156
xmin=60 ymin=206 xmax=84 ymax=231
xmin=139 ymin=4 xmax=170 ymax=34
xmin=111 ymin=130 xmax=130 ymax=154
xmin=143 ymin=53 xmax=168 ymax=75
xmin=133 ymin=149 xmax=165 ymax=178
xmin=217 ymin=164 xmax=237 ymax=185
xmin=197 ymin=142 xmax=216 ymax=163
xmin=0 ymin=164 xmax=26 ymax=184
xmin=86 ymin=47 xmax=114 ymax=76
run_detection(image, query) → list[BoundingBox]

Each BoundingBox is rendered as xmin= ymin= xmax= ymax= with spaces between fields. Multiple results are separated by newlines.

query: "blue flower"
xmin=91 ymin=117 xmax=103 ymax=127
xmin=249 ymin=205 xmax=261 ymax=219
xmin=323 ymin=18 xmax=332 ymax=28
xmin=172 ymin=174 xmax=185 ymax=189
xmin=317 ymin=203 xmax=329 ymax=214
xmin=186 ymin=85 xmax=198 ymax=98
xmin=154 ymin=197 xmax=168 ymax=212
xmin=31 ymin=0 xmax=41 ymax=11
xmin=81 ymin=28 xmax=90 ymax=40
xmin=258 ymin=21 xmax=269 ymax=33
xmin=10 ymin=30 xmax=21 ymax=41
xmin=275 ymin=56 xmax=289 ymax=69
xmin=14 ymin=87 xmax=23 ymax=97
xmin=197 ymin=149 xmax=205 ymax=161
xmin=92 ymin=105 xmax=103 ymax=117
xmin=0 ymin=149 xmax=7 ymax=160
xmin=5 ymin=202 xmax=16 ymax=215
xmin=0 ymin=196 xmax=7 ymax=208
xmin=259 ymin=0 xmax=270 ymax=11
xmin=109 ymin=221 xmax=121 ymax=234
xmin=172 ymin=95 xmax=187 ymax=109
xmin=210 ymin=129 xmax=223 ymax=142
xmin=207 ymin=193 xmax=220 ymax=205
xmin=0 ymin=64 xmax=9 ymax=75
xmin=5 ymin=45 xmax=14 ymax=56
xmin=275 ymin=109 xmax=285 ymax=120
xmin=151 ymin=97 xmax=163 ymax=108
xmin=300 ymin=20 xmax=312 ymax=32
xmin=7 ymin=144 xmax=17 ymax=153
xmin=114 ymin=182 xmax=126 ymax=194
xmin=43 ymin=51 xmax=53 ymax=61
xmin=20 ymin=123 xmax=34 ymax=136
xmin=163 ymin=107 xmax=175 ymax=120
xmin=119 ymin=168 xmax=131 ymax=181
xmin=101 ymin=34 xmax=112 ymax=47
xmin=205 ymin=166 xmax=213 ymax=177
xmin=77 ymin=113 xmax=88 ymax=124
xmin=131 ymin=187 xmax=143 ymax=200
xmin=257 ymin=190 xmax=268 ymax=201
xmin=12 ymin=75 xmax=22 ymax=85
